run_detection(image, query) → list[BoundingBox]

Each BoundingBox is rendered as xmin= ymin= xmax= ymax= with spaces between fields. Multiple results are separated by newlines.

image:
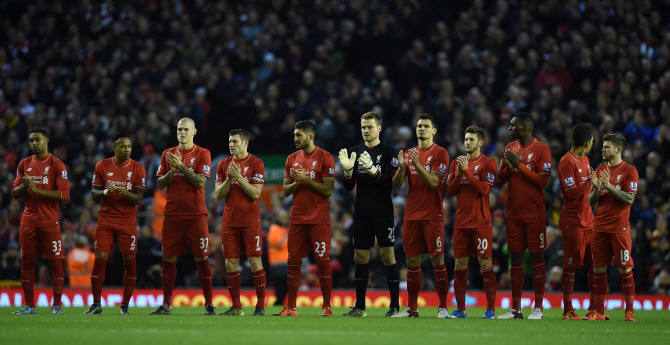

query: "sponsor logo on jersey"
xmin=438 ymin=163 xmax=447 ymax=174
xmin=527 ymin=153 xmax=533 ymax=162
xmin=564 ymin=177 xmax=574 ymax=187
xmin=107 ymin=172 xmax=113 ymax=176
xmin=391 ymin=158 xmax=399 ymax=168
xmin=61 ymin=171 xmax=68 ymax=179
xmin=487 ymin=173 xmax=495 ymax=182
xmin=203 ymin=165 xmax=210 ymax=174
xmin=630 ymin=181 xmax=637 ymax=191
xmin=293 ymin=163 xmax=299 ymax=166
xmin=26 ymin=168 xmax=32 ymax=171
xmin=579 ymin=169 xmax=582 ymax=172
xmin=543 ymin=162 xmax=551 ymax=171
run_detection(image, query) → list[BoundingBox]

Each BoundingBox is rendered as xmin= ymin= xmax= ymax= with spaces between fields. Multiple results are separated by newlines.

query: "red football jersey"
xmin=557 ymin=151 xmax=594 ymax=231
xmin=446 ymin=154 xmax=497 ymax=228
xmin=284 ymin=146 xmax=335 ymax=225
xmin=13 ymin=154 xmax=70 ymax=227
xmin=156 ymin=145 xmax=211 ymax=216
xmin=216 ymin=154 xmax=265 ymax=227
xmin=594 ymin=162 xmax=638 ymax=233
xmin=498 ymin=138 xmax=551 ymax=219
xmin=404 ymin=143 xmax=449 ymax=221
xmin=92 ymin=158 xmax=147 ymax=224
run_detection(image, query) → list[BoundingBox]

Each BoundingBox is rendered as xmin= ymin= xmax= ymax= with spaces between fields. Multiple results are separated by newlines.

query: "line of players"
xmin=11 ymin=112 xmax=638 ymax=321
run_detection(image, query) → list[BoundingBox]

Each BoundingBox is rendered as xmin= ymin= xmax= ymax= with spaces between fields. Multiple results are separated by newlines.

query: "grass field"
xmin=1 ymin=306 xmax=669 ymax=345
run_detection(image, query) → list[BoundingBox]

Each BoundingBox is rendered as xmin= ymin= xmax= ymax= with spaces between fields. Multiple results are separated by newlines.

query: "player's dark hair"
xmin=361 ymin=111 xmax=382 ymax=126
xmin=465 ymin=126 xmax=486 ymax=141
xmin=229 ymin=129 xmax=250 ymax=142
xmin=29 ymin=129 xmax=49 ymax=138
xmin=113 ymin=131 xmax=130 ymax=142
xmin=513 ymin=112 xmax=533 ymax=127
xmin=294 ymin=120 xmax=316 ymax=134
xmin=418 ymin=113 xmax=437 ymax=128
xmin=603 ymin=133 xmax=626 ymax=149
xmin=571 ymin=123 xmax=593 ymax=148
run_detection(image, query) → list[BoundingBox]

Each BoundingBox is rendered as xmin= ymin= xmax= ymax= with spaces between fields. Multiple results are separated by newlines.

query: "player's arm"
xmin=115 ymin=187 xmax=145 ymax=205
xmin=299 ymin=176 xmax=335 ymax=197
xmin=283 ymin=177 xmax=299 ymax=197
xmin=408 ymin=149 xmax=442 ymax=189
xmin=558 ymin=162 xmax=591 ymax=198
xmin=236 ymin=174 xmax=263 ymax=200
xmin=12 ymin=161 xmax=28 ymax=199
xmin=91 ymin=185 xmax=111 ymax=201
xmin=445 ymin=163 xmax=460 ymax=197
xmin=215 ymin=179 xmax=232 ymax=200
xmin=600 ymin=169 xmax=636 ymax=205
xmin=178 ymin=165 xmax=207 ymax=189
xmin=392 ymin=150 xmax=408 ymax=189
xmin=497 ymin=154 xmax=512 ymax=184
xmin=515 ymin=164 xmax=549 ymax=188
xmin=464 ymin=170 xmax=491 ymax=196
xmin=588 ymin=169 xmax=602 ymax=207
xmin=157 ymin=170 xmax=174 ymax=189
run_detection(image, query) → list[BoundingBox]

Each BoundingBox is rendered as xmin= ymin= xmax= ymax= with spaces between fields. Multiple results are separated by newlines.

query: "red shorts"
xmin=506 ymin=218 xmax=547 ymax=253
xmin=402 ymin=220 xmax=445 ymax=257
xmin=287 ymin=224 xmax=331 ymax=261
xmin=162 ymin=215 xmax=209 ymax=257
xmin=94 ymin=222 xmax=138 ymax=255
xmin=453 ymin=228 xmax=493 ymax=259
xmin=222 ymin=225 xmax=263 ymax=259
xmin=562 ymin=230 xmax=593 ymax=269
xmin=592 ymin=231 xmax=633 ymax=269
xmin=19 ymin=225 xmax=64 ymax=260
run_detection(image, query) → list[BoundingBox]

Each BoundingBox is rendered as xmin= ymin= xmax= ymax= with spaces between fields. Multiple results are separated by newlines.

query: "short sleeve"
xmin=622 ymin=166 xmax=639 ymax=194
xmin=284 ymin=156 xmax=292 ymax=179
xmin=445 ymin=159 xmax=457 ymax=185
xmin=322 ymin=152 xmax=336 ymax=178
xmin=55 ymin=159 xmax=70 ymax=201
xmin=197 ymin=149 xmax=212 ymax=178
xmin=135 ymin=162 xmax=147 ymax=189
xmin=558 ymin=160 xmax=577 ymax=192
xmin=156 ymin=151 xmax=168 ymax=176
xmin=481 ymin=158 xmax=497 ymax=185
xmin=251 ymin=158 xmax=265 ymax=184
xmin=13 ymin=160 xmax=25 ymax=190
xmin=216 ymin=160 xmax=226 ymax=183
xmin=538 ymin=145 xmax=552 ymax=175
xmin=92 ymin=162 xmax=104 ymax=186
xmin=434 ymin=148 xmax=449 ymax=179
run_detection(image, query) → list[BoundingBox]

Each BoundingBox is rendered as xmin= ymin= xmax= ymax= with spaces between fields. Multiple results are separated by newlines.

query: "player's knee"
xmin=529 ymin=252 xmax=544 ymax=262
xmin=478 ymin=257 xmax=492 ymax=270
xmin=249 ymin=257 xmax=263 ymax=271
xmin=562 ymin=266 xmax=577 ymax=274
xmin=95 ymin=252 xmax=109 ymax=260
xmin=593 ymin=266 xmax=607 ymax=273
xmin=510 ymin=252 xmax=525 ymax=263
xmin=454 ymin=258 xmax=468 ymax=270
xmin=225 ymin=259 xmax=240 ymax=272
xmin=406 ymin=256 xmax=421 ymax=267
xmin=430 ymin=255 xmax=445 ymax=267
xmin=619 ymin=267 xmax=632 ymax=274
xmin=122 ymin=254 xmax=135 ymax=260
xmin=163 ymin=256 xmax=178 ymax=263
xmin=354 ymin=251 xmax=370 ymax=264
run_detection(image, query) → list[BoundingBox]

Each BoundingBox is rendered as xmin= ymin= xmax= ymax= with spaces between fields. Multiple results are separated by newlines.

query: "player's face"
xmin=112 ymin=137 xmax=132 ymax=160
xmin=360 ymin=119 xmax=381 ymax=142
xmin=584 ymin=136 xmax=594 ymax=154
xmin=177 ymin=120 xmax=196 ymax=144
xmin=294 ymin=129 xmax=310 ymax=149
xmin=508 ymin=117 xmax=525 ymax=140
xmin=228 ymin=135 xmax=247 ymax=155
xmin=28 ymin=133 xmax=48 ymax=155
xmin=416 ymin=119 xmax=436 ymax=140
xmin=464 ymin=133 xmax=482 ymax=154
xmin=601 ymin=141 xmax=620 ymax=161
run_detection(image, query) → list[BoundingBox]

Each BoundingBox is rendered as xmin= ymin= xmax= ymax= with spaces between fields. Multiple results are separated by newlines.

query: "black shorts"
xmin=352 ymin=216 xmax=396 ymax=249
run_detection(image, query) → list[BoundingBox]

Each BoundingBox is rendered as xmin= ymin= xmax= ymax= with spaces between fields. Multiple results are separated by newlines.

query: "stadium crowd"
xmin=1 ymin=0 xmax=670 ymax=296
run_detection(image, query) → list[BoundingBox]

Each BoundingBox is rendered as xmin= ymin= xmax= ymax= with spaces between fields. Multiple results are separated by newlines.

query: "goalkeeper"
xmin=338 ymin=111 xmax=400 ymax=317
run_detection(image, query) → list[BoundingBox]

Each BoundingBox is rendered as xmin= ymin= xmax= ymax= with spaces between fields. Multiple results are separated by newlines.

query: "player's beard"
xmin=295 ymin=139 xmax=307 ymax=150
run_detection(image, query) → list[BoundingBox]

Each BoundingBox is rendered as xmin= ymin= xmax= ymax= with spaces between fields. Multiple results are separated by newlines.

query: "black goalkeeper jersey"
xmin=342 ymin=142 xmax=398 ymax=217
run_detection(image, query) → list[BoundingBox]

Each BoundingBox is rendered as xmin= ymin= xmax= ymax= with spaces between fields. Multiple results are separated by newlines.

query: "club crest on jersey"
xmin=44 ymin=166 xmax=50 ymax=174
xmin=630 ymin=181 xmax=637 ymax=191
xmin=190 ymin=158 xmax=195 ymax=166
xmin=474 ymin=165 xmax=480 ymax=173
xmin=544 ymin=162 xmax=551 ymax=171
xmin=527 ymin=154 xmax=533 ymax=162
xmin=438 ymin=163 xmax=447 ymax=174
xmin=127 ymin=172 xmax=132 ymax=180
xmin=426 ymin=156 xmax=433 ymax=164
xmin=141 ymin=178 xmax=146 ymax=187
xmin=391 ymin=158 xmax=399 ymax=168
xmin=487 ymin=173 xmax=495 ymax=182
xmin=616 ymin=174 xmax=622 ymax=183
xmin=203 ymin=165 xmax=210 ymax=174
xmin=61 ymin=171 xmax=68 ymax=180
xmin=564 ymin=177 xmax=575 ymax=187
xmin=243 ymin=167 xmax=249 ymax=175
xmin=312 ymin=161 xmax=318 ymax=169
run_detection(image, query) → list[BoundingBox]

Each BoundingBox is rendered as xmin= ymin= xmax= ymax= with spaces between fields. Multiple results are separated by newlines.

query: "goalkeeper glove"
xmin=338 ymin=149 xmax=357 ymax=178
xmin=358 ymin=151 xmax=378 ymax=176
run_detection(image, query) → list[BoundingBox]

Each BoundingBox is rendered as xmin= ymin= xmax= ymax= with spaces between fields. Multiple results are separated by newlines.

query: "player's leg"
xmin=244 ymin=224 xmax=266 ymax=315
xmin=560 ymin=230 xmax=585 ymax=319
xmin=425 ymin=220 xmax=449 ymax=318
xmin=346 ymin=248 xmax=370 ymax=315
xmin=582 ymin=230 xmax=595 ymax=313
xmin=151 ymin=216 xmax=185 ymax=314
xmin=497 ymin=218 xmax=526 ymax=319
xmin=377 ymin=216 xmax=400 ymax=316
xmin=117 ymin=224 xmax=138 ymax=315
xmin=189 ymin=216 xmax=214 ymax=315
xmin=585 ymin=231 xmax=613 ymax=321
xmin=221 ymin=226 xmax=244 ymax=314
xmin=392 ymin=220 xmax=421 ymax=317
xmin=450 ymin=228 xmax=471 ymax=318
xmin=86 ymin=224 xmax=114 ymax=314
xmin=310 ymin=224 xmax=333 ymax=316
xmin=476 ymin=227 xmax=496 ymax=319
xmin=614 ymin=232 xmax=636 ymax=321
xmin=15 ymin=225 xmax=38 ymax=314
xmin=526 ymin=219 xmax=547 ymax=317
xmin=273 ymin=224 xmax=306 ymax=316
xmin=41 ymin=226 xmax=65 ymax=314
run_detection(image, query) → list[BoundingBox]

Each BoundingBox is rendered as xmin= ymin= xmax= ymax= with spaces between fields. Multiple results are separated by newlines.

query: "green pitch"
xmin=1 ymin=307 xmax=669 ymax=345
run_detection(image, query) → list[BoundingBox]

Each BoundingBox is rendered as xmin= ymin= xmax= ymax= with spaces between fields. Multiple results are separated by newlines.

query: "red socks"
xmin=286 ymin=262 xmax=301 ymax=309
xmin=48 ymin=260 xmax=64 ymax=307
xmin=482 ymin=267 xmax=497 ymax=312
xmin=453 ymin=269 xmax=467 ymax=310
xmin=253 ymin=268 xmax=267 ymax=309
xmin=588 ymin=266 xmax=595 ymax=307
xmin=161 ymin=261 xmax=177 ymax=307
xmin=562 ymin=267 xmax=576 ymax=313
xmin=226 ymin=270 xmax=242 ymax=309
xmin=122 ymin=259 xmax=137 ymax=305
xmin=621 ymin=271 xmax=635 ymax=313
xmin=21 ymin=260 xmax=36 ymax=308
xmin=317 ymin=260 xmax=332 ymax=308
xmin=532 ymin=260 xmax=545 ymax=310
xmin=593 ymin=271 xmax=608 ymax=313
xmin=195 ymin=260 xmax=213 ymax=306
xmin=406 ymin=266 xmax=421 ymax=311
xmin=510 ymin=262 xmax=524 ymax=311
xmin=433 ymin=264 xmax=449 ymax=309
xmin=91 ymin=257 xmax=106 ymax=302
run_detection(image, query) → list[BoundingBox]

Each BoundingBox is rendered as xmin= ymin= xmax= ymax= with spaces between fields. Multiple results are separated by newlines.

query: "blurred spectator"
xmin=0 ymin=241 xmax=21 ymax=280
xmin=67 ymin=236 xmax=95 ymax=287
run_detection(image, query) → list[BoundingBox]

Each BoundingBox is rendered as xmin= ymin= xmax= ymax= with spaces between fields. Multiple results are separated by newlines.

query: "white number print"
xmin=255 ymin=235 xmax=261 ymax=251
xmin=388 ymin=228 xmax=395 ymax=242
xmin=200 ymin=237 xmax=209 ymax=251
xmin=539 ymin=233 xmax=545 ymax=249
xmin=620 ymin=250 xmax=630 ymax=264
xmin=477 ymin=238 xmax=488 ymax=250
xmin=314 ymin=241 xmax=327 ymax=257
xmin=130 ymin=235 xmax=136 ymax=251
xmin=436 ymin=237 xmax=442 ymax=249
xmin=52 ymin=240 xmax=62 ymax=253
